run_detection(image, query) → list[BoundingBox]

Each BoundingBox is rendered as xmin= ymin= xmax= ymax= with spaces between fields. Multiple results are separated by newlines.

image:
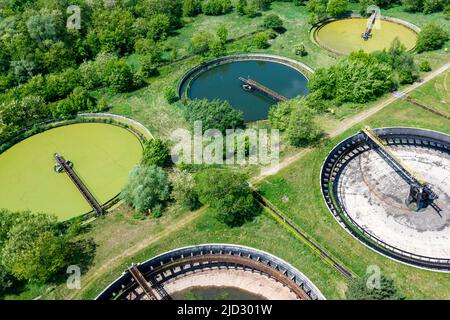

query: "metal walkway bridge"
xmin=54 ymin=153 xmax=103 ymax=216
xmin=361 ymin=127 xmax=440 ymax=212
xmin=362 ymin=11 xmax=378 ymax=40
xmin=239 ymin=77 xmax=287 ymax=102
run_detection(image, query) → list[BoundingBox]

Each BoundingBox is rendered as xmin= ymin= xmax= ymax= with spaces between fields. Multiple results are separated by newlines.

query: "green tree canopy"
xmin=195 ymin=168 xmax=259 ymax=227
xmin=121 ymin=165 xmax=171 ymax=215
xmin=170 ymin=169 xmax=201 ymax=210
xmin=416 ymin=23 xmax=449 ymax=53
xmin=262 ymin=14 xmax=283 ymax=30
xmin=1 ymin=211 xmax=70 ymax=282
xmin=142 ymin=138 xmax=172 ymax=167
xmin=184 ymin=99 xmax=245 ymax=134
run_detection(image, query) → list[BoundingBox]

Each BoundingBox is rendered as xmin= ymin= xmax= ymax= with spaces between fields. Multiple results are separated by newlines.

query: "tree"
xmin=86 ymin=8 xmax=135 ymax=55
xmin=401 ymin=0 xmax=423 ymax=12
xmin=372 ymin=38 xmax=419 ymax=84
xmin=182 ymin=0 xmax=201 ymax=16
xmin=327 ymin=0 xmax=349 ymax=16
xmin=262 ymin=14 xmax=283 ymax=30
xmin=244 ymin=0 xmax=259 ymax=17
xmin=10 ymin=59 xmax=37 ymax=84
xmin=309 ymin=51 xmax=395 ymax=104
xmin=253 ymin=0 xmax=272 ymax=10
xmin=201 ymin=0 xmax=232 ymax=15
xmin=53 ymin=87 xmax=97 ymax=118
xmin=209 ymin=39 xmax=227 ymax=57
xmin=26 ymin=9 xmax=64 ymax=45
xmin=147 ymin=13 xmax=171 ymax=41
xmin=236 ymin=0 xmax=247 ymax=15
xmin=104 ymin=59 xmax=135 ymax=93
xmin=346 ymin=273 xmax=405 ymax=300
xmin=190 ymin=31 xmax=214 ymax=55
xmin=285 ymin=102 xmax=324 ymax=147
xmin=307 ymin=0 xmax=328 ymax=23
xmin=195 ymin=168 xmax=259 ymax=227
xmin=268 ymin=100 xmax=294 ymax=131
xmin=416 ymin=23 xmax=449 ymax=53
xmin=0 ymin=95 xmax=50 ymax=128
xmin=253 ymin=32 xmax=269 ymax=49
xmin=170 ymin=170 xmax=201 ymax=210
xmin=423 ymin=0 xmax=445 ymax=13
xmin=121 ymin=165 xmax=171 ymax=215
xmin=142 ymin=138 xmax=172 ymax=167
xmin=138 ymin=0 xmax=184 ymax=29
xmin=184 ymin=99 xmax=245 ymax=134
xmin=0 ymin=212 xmax=72 ymax=282
xmin=216 ymin=24 xmax=228 ymax=44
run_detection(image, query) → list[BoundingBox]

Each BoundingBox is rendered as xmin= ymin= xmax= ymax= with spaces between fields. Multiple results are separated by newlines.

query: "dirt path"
xmin=252 ymin=63 xmax=450 ymax=184
xmin=66 ymin=207 xmax=207 ymax=300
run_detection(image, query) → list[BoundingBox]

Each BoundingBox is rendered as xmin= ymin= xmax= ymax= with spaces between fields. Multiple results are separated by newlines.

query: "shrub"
xmin=253 ymin=32 xmax=269 ymax=49
xmin=244 ymin=0 xmax=259 ymax=17
xmin=262 ymin=14 xmax=283 ymax=30
xmin=346 ymin=273 xmax=405 ymax=300
xmin=416 ymin=23 xmax=449 ymax=53
xmin=140 ymin=56 xmax=159 ymax=78
xmin=164 ymin=87 xmax=179 ymax=104
xmin=419 ymin=60 xmax=432 ymax=72
xmin=294 ymin=43 xmax=308 ymax=56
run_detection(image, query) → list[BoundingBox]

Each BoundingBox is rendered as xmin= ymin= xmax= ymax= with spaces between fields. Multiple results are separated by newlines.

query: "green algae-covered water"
xmin=183 ymin=60 xmax=309 ymax=121
xmin=315 ymin=17 xmax=418 ymax=55
xmin=0 ymin=123 xmax=142 ymax=220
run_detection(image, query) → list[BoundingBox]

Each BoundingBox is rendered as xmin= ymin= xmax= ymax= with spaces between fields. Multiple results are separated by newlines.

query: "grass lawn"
xmin=408 ymin=70 xmax=449 ymax=116
xmin=0 ymin=123 xmax=142 ymax=220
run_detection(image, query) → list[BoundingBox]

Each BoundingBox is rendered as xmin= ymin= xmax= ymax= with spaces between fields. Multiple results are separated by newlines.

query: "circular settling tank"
xmin=182 ymin=59 xmax=310 ymax=121
xmin=321 ymin=128 xmax=450 ymax=270
xmin=314 ymin=17 xmax=418 ymax=55
xmin=96 ymin=244 xmax=325 ymax=300
xmin=0 ymin=122 xmax=143 ymax=220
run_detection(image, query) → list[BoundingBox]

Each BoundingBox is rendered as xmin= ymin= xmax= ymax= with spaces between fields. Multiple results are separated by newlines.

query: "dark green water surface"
xmin=183 ymin=60 xmax=309 ymax=121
